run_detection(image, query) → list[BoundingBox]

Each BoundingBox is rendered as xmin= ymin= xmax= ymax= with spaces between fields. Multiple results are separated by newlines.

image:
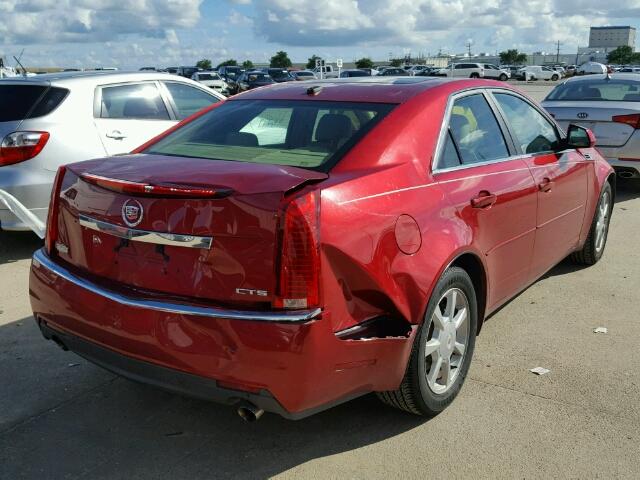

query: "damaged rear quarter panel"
xmin=319 ymin=88 xmax=480 ymax=333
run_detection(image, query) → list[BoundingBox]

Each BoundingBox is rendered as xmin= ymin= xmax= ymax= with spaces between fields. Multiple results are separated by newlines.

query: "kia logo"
xmin=122 ymin=199 xmax=144 ymax=227
xmin=577 ymin=112 xmax=589 ymax=119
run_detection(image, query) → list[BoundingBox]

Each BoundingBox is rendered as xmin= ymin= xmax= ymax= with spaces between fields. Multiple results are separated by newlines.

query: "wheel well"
xmin=607 ymin=172 xmax=616 ymax=203
xmin=451 ymin=253 xmax=487 ymax=334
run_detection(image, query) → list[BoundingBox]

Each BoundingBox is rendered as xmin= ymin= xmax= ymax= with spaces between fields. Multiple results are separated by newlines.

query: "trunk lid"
xmin=543 ymin=101 xmax=639 ymax=147
xmin=55 ymin=154 xmax=327 ymax=307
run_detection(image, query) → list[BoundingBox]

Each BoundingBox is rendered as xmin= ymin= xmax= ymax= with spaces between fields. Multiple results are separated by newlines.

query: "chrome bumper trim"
xmin=79 ymin=215 xmax=213 ymax=250
xmin=32 ymin=249 xmax=321 ymax=323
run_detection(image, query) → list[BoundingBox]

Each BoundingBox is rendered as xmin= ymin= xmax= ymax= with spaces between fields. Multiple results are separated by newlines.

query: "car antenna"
xmin=306 ymin=85 xmax=322 ymax=96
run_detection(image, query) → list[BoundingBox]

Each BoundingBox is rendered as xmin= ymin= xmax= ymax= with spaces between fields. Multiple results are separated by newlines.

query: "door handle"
xmin=470 ymin=191 xmax=497 ymax=209
xmin=538 ymin=177 xmax=554 ymax=192
xmin=106 ymin=130 xmax=127 ymax=140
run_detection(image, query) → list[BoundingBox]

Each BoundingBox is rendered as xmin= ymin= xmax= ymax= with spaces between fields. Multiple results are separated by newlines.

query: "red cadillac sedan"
xmin=30 ymin=77 xmax=614 ymax=421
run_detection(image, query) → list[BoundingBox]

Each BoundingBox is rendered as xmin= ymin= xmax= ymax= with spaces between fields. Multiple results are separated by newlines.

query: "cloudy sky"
xmin=0 ymin=0 xmax=638 ymax=69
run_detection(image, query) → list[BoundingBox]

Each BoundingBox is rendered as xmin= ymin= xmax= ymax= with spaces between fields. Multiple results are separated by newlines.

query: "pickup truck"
xmin=312 ymin=65 xmax=339 ymax=78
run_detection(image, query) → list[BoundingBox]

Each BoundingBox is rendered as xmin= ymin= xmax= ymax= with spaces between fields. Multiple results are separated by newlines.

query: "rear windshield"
xmin=0 ymin=85 xmax=68 ymax=121
xmin=198 ymin=74 xmax=217 ymax=80
xmin=247 ymin=73 xmax=272 ymax=82
xmin=546 ymin=79 xmax=640 ymax=102
xmin=145 ymin=100 xmax=395 ymax=171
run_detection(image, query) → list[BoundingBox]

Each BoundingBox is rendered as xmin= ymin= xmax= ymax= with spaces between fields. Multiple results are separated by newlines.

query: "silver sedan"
xmin=0 ymin=71 xmax=224 ymax=236
xmin=542 ymin=73 xmax=640 ymax=180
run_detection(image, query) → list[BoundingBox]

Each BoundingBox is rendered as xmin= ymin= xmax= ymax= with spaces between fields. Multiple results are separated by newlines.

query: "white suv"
xmin=517 ymin=66 xmax=560 ymax=81
xmin=444 ymin=63 xmax=485 ymax=78
xmin=0 ymin=71 xmax=224 ymax=236
xmin=480 ymin=64 xmax=511 ymax=81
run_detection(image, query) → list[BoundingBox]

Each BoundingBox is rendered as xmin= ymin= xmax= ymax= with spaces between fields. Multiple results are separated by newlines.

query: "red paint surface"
xmin=30 ymin=79 xmax=614 ymax=416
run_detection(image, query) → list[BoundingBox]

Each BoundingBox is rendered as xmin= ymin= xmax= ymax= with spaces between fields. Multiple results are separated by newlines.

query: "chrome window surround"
xmin=79 ymin=214 xmax=213 ymax=250
xmin=431 ymin=87 xmax=566 ymax=175
xmin=32 ymin=249 xmax=322 ymax=323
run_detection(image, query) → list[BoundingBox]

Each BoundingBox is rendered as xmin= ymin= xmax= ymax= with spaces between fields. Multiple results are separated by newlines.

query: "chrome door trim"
xmin=79 ymin=214 xmax=213 ymax=250
xmin=32 ymin=249 xmax=322 ymax=323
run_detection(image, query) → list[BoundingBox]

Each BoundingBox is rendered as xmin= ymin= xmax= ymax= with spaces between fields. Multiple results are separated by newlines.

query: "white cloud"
xmin=249 ymin=0 xmax=638 ymax=52
xmin=0 ymin=0 xmax=203 ymax=45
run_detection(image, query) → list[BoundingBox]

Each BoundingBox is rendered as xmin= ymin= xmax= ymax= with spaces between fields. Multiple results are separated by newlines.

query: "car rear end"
xmin=29 ymin=92 xmax=414 ymax=419
xmin=543 ymin=75 xmax=640 ymax=179
xmin=0 ymin=80 xmax=71 ymax=233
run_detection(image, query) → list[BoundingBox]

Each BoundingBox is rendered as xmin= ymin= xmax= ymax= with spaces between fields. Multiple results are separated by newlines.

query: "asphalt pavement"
xmin=1 ymin=83 xmax=638 ymax=479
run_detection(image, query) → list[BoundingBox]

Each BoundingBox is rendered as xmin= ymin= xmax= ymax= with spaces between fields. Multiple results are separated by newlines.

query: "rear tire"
xmin=499 ymin=73 xmax=508 ymax=81
xmin=470 ymin=73 xmax=480 ymax=79
xmin=571 ymin=182 xmax=612 ymax=265
xmin=377 ymin=267 xmax=477 ymax=416
xmin=551 ymin=74 xmax=559 ymax=81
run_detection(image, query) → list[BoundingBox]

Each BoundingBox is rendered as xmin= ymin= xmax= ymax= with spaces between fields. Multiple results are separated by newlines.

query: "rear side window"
xmin=447 ymin=94 xmax=509 ymax=165
xmin=100 ymin=83 xmax=170 ymax=120
xmin=0 ymin=85 xmax=62 ymax=121
xmin=494 ymin=93 xmax=559 ymax=154
xmin=440 ymin=131 xmax=462 ymax=169
xmin=27 ymin=87 xmax=69 ymax=119
xmin=163 ymin=82 xmax=219 ymax=120
xmin=145 ymin=99 xmax=395 ymax=171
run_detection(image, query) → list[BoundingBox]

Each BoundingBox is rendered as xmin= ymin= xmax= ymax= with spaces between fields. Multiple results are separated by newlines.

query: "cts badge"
xmin=236 ymin=288 xmax=268 ymax=297
xmin=122 ymin=199 xmax=144 ymax=227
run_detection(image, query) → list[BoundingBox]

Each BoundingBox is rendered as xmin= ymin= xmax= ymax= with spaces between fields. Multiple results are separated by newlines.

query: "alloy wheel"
xmin=595 ymin=190 xmax=611 ymax=253
xmin=424 ymin=288 xmax=470 ymax=395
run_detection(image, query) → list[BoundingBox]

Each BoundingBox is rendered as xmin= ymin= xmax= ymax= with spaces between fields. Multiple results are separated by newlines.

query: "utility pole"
xmin=556 ymin=40 xmax=561 ymax=64
xmin=466 ymin=41 xmax=472 ymax=57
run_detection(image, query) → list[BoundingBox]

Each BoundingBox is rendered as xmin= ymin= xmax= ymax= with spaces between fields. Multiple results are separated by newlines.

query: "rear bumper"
xmin=29 ymin=249 xmax=415 ymax=418
xmin=607 ymin=158 xmax=640 ymax=176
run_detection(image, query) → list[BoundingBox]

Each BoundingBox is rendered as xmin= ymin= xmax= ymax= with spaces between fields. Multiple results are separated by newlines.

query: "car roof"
xmin=563 ymin=73 xmax=640 ymax=83
xmin=229 ymin=77 xmax=506 ymax=103
xmin=0 ymin=70 xmax=189 ymax=87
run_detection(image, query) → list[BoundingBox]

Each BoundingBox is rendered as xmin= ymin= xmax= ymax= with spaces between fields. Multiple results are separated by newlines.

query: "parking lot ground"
xmin=1 ymin=85 xmax=639 ymax=479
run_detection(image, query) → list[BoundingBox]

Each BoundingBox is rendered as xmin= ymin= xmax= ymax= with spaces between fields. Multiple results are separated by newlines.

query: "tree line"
xmin=193 ymin=49 xmax=538 ymax=71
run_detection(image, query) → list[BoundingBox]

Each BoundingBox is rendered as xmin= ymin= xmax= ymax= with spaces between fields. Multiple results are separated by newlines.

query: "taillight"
xmin=44 ymin=166 xmax=66 ymax=255
xmin=273 ymin=191 xmax=320 ymax=310
xmin=80 ymin=173 xmax=230 ymax=198
xmin=612 ymin=114 xmax=640 ymax=129
xmin=0 ymin=131 xmax=50 ymax=166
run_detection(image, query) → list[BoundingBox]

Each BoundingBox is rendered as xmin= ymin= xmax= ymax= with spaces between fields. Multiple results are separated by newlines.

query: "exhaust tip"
xmin=236 ymin=402 xmax=264 ymax=422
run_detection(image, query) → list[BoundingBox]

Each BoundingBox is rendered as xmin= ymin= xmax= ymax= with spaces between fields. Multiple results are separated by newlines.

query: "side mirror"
xmin=566 ymin=124 xmax=596 ymax=149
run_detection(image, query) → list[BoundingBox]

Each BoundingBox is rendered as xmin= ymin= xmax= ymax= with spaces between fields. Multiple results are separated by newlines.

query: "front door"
xmin=490 ymin=91 xmax=589 ymax=279
xmin=93 ymin=81 xmax=176 ymax=155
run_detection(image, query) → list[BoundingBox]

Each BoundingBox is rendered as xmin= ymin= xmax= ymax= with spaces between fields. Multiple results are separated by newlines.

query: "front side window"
xmin=494 ymin=93 xmax=559 ymax=154
xmin=163 ymin=82 xmax=219 ymax=120
xmin=145 ymin=100 xmax=395 ymax=171
xmin=447 ymin=94 xmax=509 ymax=165
xmin=100 ymin=83 xmax=169 ymax=120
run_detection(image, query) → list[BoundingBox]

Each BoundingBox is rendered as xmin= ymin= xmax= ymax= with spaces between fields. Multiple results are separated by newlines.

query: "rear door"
xmin=93 ymin=81 xmax=176 ymax=155
xmin=490 ymin=90 xmax=589 ymax=279
xmin=434 ymin=90 xmax=538 ymax=310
